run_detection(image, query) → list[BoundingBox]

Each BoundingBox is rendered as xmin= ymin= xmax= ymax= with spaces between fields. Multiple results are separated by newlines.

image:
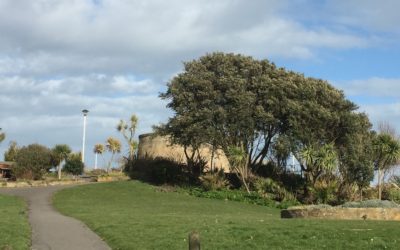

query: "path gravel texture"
xmin=0 ymin=185 xmax=111 ymax=250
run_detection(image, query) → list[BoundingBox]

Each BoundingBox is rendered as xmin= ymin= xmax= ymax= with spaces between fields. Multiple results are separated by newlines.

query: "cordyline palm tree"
xmin=116 ymin=114 xmax=138 ymax=160
xmin=300 ymin=143 xmax=338 ymax=198
xmin=372 ymin=133 xmax=400 ymax=200
xmin=93 ymin=144 xmax=105 ymax=170
xmin=51 ymin=144 xmax=72 ymax=180
xmin=106 ymin=137 xmax=121 ymax=172
xmin=227 ymin=145 xmax=251 ymax=193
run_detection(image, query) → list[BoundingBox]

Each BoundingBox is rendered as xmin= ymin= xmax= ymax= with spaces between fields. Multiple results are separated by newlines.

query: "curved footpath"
xmin=0 ymin=185 xmax=110 ymax=250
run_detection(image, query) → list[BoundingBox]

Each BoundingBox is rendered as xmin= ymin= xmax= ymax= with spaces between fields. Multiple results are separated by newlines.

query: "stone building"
xmin=137 ymin=133 xmax=230 ymax=172
xmin=0 ymin=161 xmax=13 ymax=179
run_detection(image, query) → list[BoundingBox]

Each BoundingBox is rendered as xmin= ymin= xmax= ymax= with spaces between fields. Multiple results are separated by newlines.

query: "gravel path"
xmin=0 ymin=185 xmax=111 ymax=250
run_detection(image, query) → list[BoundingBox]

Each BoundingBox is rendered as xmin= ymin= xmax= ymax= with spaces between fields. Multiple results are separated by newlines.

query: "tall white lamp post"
xmin=81 ymin=109 xmax=89 ymax=164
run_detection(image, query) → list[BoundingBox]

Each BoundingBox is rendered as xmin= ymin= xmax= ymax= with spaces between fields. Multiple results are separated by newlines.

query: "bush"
xmin=252 ymin=177 xmax=298 ymax=203
xmin=125 ymin=157 xmax=189 ymax=185
xmin=13 ymin=144 xmax=52 ymax=180
xmin=342 ymin=199 xmax=399 ymax=208
xmin=387 ymin=189 xmax=400 ymax=203
xmin=311 ymin=179 xmax=338 ymax=205
xmin=199 ymin=169 xmax=229 ymax=191
xmin=63 ymin=153 xmax=84 ymax=175
xmin=287 ymin=204 xmax=333 ymax=210
xmin=382 ymin=184 xmax=400 ymax=204
xmin=183 ymin=187 xmax=298 ymax=209
xmin=255 ymin=162 xmax=304 ymax=197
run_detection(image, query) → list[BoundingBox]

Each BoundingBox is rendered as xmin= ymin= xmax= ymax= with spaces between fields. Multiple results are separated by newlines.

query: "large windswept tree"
xmin=159 ymin=52 xmax=373 ymax=191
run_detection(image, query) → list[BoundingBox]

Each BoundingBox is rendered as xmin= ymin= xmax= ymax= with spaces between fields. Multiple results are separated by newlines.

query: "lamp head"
xmin=82 ymin=109 xmax=89 ymax=116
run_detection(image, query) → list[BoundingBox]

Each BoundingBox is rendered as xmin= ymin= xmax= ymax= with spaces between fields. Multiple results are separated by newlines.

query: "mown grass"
xmin=0 ymin=194 xmax=30 ymax=250
xmin=53 ymin=181 xmax=400 ymax=249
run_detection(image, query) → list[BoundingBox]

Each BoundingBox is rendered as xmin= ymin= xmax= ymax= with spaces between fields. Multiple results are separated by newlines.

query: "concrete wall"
xmin=137 ymin=133 xmax=230 ymax=172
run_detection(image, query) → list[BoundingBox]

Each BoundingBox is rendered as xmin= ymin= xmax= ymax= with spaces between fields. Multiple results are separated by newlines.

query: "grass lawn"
xmin=53 ymin=181 xmax=400 ymax=249
xmin=0 ymin=194 xmax=30 ymax=250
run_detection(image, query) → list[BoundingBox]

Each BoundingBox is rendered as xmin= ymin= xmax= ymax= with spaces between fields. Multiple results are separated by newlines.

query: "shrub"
xmin=255 ymin=162 xmax=304 ymax=197
xmin=341 ymin=199 xmax=399 ymax=208
xmin=387 ymin=189 xmax=400 ymax=203
xmin=199 ymin=169 xmax=229 ymax=191
xmin=287 ymin=204 xmax=333 ymax=210
xmin=13 ymin=144 xmax=52 ymax=180
xmin=252 ymin=177 xmax=298 ymax=202
xmin=184 ymin=187 xmax=298 ymax=209
xmin=382 ymin=184 xmax=400 ymax=204
xmin=312 ymin=179 xmax=338 ymax=205
xmin=63 ymin=153 xmax=84 ymax=175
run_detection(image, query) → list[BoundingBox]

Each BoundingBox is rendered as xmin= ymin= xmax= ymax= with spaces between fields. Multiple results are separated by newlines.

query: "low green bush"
xmin=341 ymin=199 xmax=399 ymax=208
xmin=13 ymin=144 xmax=52 ymax=180
xmin=287 ymin=204 xmax=333 ymax=210
xmin=63 ymin=153 xmax=84 ymax=175
xmin=183 ymin=187 xmax=299 ymax=209
xmin=386 ymin=188 xmax=400 ymax=204
xmin=252 ymin=177 xmax=298 ymax=203
xmin=199 ymin=169 xmax=229 ymax=191
xmin=311 ymin=179 xmax=339 ymax=205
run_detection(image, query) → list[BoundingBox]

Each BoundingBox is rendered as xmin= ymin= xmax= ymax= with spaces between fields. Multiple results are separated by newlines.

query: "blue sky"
xmin=0 ymin=0 xmax=399 ymax=169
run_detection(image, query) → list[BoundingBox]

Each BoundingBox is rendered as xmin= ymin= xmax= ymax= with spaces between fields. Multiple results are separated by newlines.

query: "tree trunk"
xmin=378 ymin=168 xmax=382 ymax=200
xmin=58 ymin=163 xmax=62 ymax=180
xmin=210 ymin=144 xmax=215 ymax=173
xmin=108 ymin=153 xmax=115 ymax=173
xmin=242 ymin=178 xmax=251 ymax=193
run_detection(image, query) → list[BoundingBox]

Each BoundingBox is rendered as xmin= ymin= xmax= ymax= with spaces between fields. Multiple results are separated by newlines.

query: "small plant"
xmin=387 ymin=189 xmax=400 ymax=203
xmin=63 ymin=153 xmax=84 ymax=176
xmin=199 ymin=169 xmax=229 ymax=191
xmin=253 ymin=177 xmax=297 ymax=202
xmin=312 ymin=179 xmax=338 ymax=205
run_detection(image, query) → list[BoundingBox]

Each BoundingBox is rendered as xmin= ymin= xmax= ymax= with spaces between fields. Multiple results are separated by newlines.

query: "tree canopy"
xmin=0 ymin=128 xmax=5 ymax=144
xmin=159 ymin=52 xmax=374 ymax=193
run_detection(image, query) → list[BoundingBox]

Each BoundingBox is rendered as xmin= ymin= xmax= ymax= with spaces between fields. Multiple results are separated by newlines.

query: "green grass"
xmin=53 ymin=181 xmax=400 ymax=249
xmin=0 ymin=194 xmax=30 ymax=250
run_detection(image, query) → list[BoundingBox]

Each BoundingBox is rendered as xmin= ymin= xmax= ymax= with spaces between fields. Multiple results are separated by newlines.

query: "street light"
xmin=81 ymin=109 xmax=89 ymax=164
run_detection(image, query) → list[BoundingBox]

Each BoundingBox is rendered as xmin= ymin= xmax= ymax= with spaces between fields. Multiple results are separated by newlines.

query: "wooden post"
xmin=189 ymin=231 xmax=200 ymax=250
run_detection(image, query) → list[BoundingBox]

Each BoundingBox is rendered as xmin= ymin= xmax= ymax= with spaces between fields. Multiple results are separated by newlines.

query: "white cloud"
xmin=0 ymin=0 xmax=397 ymax=167
xmin=335 ymin=77 xmax=400 ymax=97
xmin=0 ymin=0 xmax=376 ymax=78
xmin=327 ymin=0 xmax=400 ymax=35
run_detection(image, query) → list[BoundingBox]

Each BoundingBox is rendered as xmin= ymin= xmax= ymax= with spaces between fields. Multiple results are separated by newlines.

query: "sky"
xmin=0 ymin=0 xmax=399 ymax=169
